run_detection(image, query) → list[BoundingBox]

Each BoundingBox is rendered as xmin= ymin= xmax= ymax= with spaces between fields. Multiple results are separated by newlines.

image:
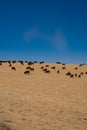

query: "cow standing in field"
xmin=11 ymin=67 xmax=16 ymax=71
xmin=24 ymin=70 xmax=30 ymax=75
xmin=0 ymin=62 xmax=2 ymax=65
xmin=57 ymin=70 xmax=60 ymax=73
xmin=41 ymin=66 xmax=44 ymax=69
xmin=30 ymin=68 xmax=34 ymax=72
xmin=51 ymin=66 xmax=55 ymax=69
xmin=45 ymin=70 xmax=50 ymax=74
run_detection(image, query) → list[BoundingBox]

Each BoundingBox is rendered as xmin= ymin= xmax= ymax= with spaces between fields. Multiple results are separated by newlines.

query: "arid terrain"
xmin=0 ymin=61 xmax=87 ymax=130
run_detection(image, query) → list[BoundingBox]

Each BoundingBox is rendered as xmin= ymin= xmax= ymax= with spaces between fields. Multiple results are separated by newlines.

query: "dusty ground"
xmin=0 ymin=62 xmax=87 ymax=130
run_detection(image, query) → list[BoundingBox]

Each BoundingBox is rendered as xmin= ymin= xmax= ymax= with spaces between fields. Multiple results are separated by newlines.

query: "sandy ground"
xmin=0 ymin=62 xmax=87 ymax=130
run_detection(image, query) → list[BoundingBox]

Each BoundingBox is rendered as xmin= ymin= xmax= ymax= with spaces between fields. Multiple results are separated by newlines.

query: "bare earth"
xmin=0 ymin=62 xmax=87 ymax=130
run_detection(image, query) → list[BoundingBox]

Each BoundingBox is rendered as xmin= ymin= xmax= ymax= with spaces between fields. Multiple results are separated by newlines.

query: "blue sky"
xmin=0 ymin=0 xmax=87 ymax=63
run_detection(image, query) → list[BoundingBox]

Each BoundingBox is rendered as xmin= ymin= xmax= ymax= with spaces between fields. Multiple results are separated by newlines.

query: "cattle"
xmin=51 ymin=66 xmax=55 ymax=69
xmin=45 ymin=70 xmax=50 ymax=73
xmin=70 ymin=74 xmax=74 ymax=78
xmin=62 ymin=63 xmax=66 ymax=65
xmin=27 ymin=62 xmax=34 ymax=65
xmin=62 ymin=67 xmax=66 ymax=69
xmin=75 ymin=74 xmax=77 ymax=77
xmin=78 ymin=75 xmax=81 ymax=78
xmin=30 ymin=68 xmax=34 ymax=71
xmin=57 ymin=70 xmax=60 ymax=73
xmin=0 ymin=62 xmax=2 ymax=65
xmin=12 ymin=61 xmax=16 ymax=63
xmin=8 ymin=61 xmax=11 ymax=64
xmin=74 ymin=67 xmax=78 ymax=70
xmin=26 ymin=66 xmax=31 ymax=69
xmin=80 ymin=72 xmax=84 ymax=75
xmin=56 ymin=62 xmax=61 ymax=64
xmin=24 ymin=70 xmax=30 ymax=75
xmin=11 ymin=67 xmax=16 ymax=71
xmin=66 ymin=72 xmax=71 ymax=76
xmin=39 ymin=61 xmax=44 ymax=64
xmin=79 ymin=64 xmax=83 ymax=67
xmin=34 ymin=61 xmax=38 ymax=63
xmin=18 ymin=61 xmax=24 ymax=65
xmin=9 ymin=64 xmax=12 ymax=67
xmin=41 ymin=66 xmax=44 ymax=69
xmin=45 ymin=65 xmax=49 ymax=67
xmin=43 ymin=68 xmax=47 ymax=71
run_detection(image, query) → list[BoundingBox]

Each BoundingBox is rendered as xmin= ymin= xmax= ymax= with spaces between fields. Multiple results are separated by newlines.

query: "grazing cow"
xmin=43 ymin=68 xmax=47 ymax=71
xmin=62 ymin=63 xmax=66 ymax=65
xmin=18 ymin=61 xmax=24 ymax=65
xmin=74 ymin=67 xmax=78 ymax=70
xmin=27 ymin=62 xmax=34 ymax=65
xmin=62 ymin=67 xmax=66 ymax=69
xmin=26 ymin=66 xmax=31 ymax=69
xmin=57 ymin=70 xmax=60 ymax=73
xmin=51 ymin=66 xmax=55 ymax=69
xmin=30 ymin=68 xmax=34 ymax=71
xmin=79 ymin=64 xmax=83 ymax=67
xmin=25 ymin=61 xmax=28 ymax=63
xmin=41 ymin=66 xmax=44 ymax=69
xmin=75 ymin=74 xmax=77 ymax=77
xmin=66 ymin=72 xmax=71 ymax=76
xmin=70 ymin=74 xmax=74 ymax=78
xmin=78 ymin=75 xmax=81 ymax=78
xmin=24 ymin=70 xmax=30 ymax=75
xmin=80 ymin=72 xmax=84 ymax=75
xmin=45 ymin=70 xmax=50 ymax=73
xmin=12 ymin=61 xmax=16 ymax=63
xmin=0 ymin=62 xmax=2 ymax=65
xmin=11 ymin=67 xmax=16 ymax=71
xmin=82 ymin=63 xmax=85 ymax=65
xmin=9 ymin=64 xmax=12 ymax=67
xmin=39 ymin=61 xmax=44 ymax=64
xmin=34 ymin=61 xmax=38 ymax=63
xmin=56 ymin=62 xmax=61 ymax=64
xmin=45 ymin=65 xmax=49 ymax=67
xmin=8 ymin=61 xmax=11 ymax=64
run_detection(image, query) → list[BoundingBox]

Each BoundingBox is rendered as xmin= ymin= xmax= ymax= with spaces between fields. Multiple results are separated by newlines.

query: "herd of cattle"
xmin=0 ymin=60 xmax=87 ymax=78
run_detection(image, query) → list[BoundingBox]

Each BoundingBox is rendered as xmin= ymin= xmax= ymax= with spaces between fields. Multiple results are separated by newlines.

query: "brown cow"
xmin=41 ymin=66 xmax=44 ymax=69
xmin=62 ymin=67 xmax=66 ymax=69
xmin=45 ymin=65 xmax=49 ymax=67
xmin=57 ymin=70 xmax=60 ymax=73
xmin=74 ymin=67 xmax=78 ymax=70
xmin=75 ymin=74 xmax=77 ymax=77
xmin=51 ymin=66 xmax=55 ymax=69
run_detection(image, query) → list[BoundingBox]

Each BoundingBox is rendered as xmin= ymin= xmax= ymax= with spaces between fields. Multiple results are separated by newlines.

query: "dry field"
xmin=0 ymin=61 xmax=87 ymax=130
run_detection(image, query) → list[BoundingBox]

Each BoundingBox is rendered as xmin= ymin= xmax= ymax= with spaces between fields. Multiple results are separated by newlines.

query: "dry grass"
xmin=0 ymin=62 xmax=87 ymax=130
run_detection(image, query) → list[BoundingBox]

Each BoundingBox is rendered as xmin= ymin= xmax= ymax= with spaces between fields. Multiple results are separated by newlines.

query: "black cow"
xmin=11 ymin=67 xmax=16 ymax=71
xmin=24 ymin=70 xmax=30 ymax=75
xmin=57 ymin=70 xmax=60 ymax=73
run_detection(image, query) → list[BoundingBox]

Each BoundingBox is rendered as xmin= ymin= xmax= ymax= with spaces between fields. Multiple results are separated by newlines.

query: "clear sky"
xmin=0 ymin=0 xmax=87 ymax=63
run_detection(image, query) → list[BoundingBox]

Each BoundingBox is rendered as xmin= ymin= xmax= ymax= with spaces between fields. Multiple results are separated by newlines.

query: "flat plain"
xmin=0 ymin=61 xmax=87 ymax=130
